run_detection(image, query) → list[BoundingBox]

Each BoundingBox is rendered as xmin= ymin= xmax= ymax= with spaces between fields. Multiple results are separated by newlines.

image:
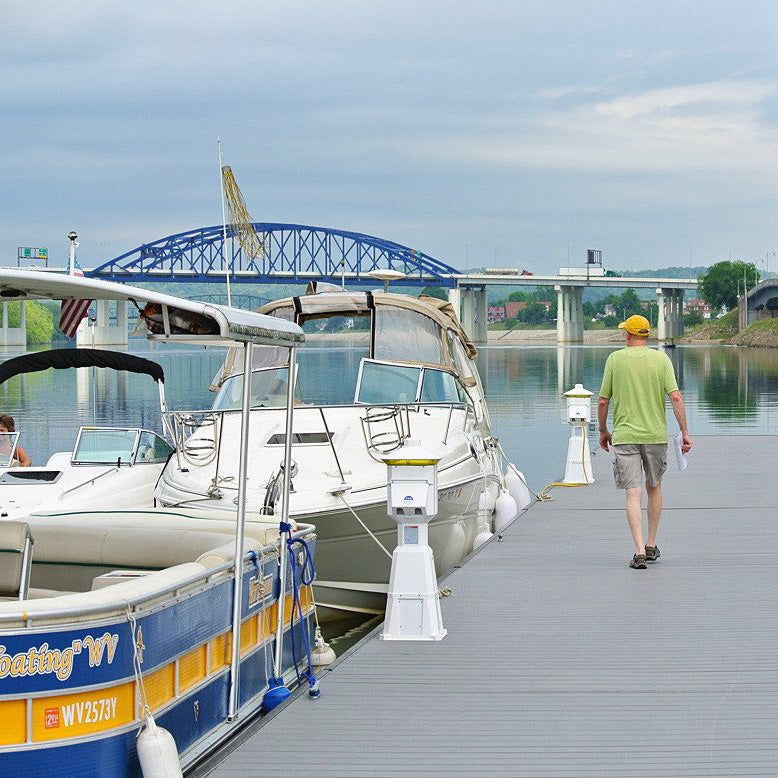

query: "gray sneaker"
xmin=645 ymin=546 xmax=661 ymax=562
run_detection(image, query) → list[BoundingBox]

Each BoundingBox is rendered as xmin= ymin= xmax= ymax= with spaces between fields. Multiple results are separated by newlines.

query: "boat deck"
xmin=194 ymin=434 xmax=778 ymax=777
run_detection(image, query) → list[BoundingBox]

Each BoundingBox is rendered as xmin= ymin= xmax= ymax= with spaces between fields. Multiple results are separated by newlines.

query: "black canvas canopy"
xmin=0 ymin=349 xmax=165 ymax=386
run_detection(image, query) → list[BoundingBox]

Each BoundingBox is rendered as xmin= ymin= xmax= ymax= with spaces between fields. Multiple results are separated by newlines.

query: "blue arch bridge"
xmin=10 ymin=223 xmax=695 ymax=347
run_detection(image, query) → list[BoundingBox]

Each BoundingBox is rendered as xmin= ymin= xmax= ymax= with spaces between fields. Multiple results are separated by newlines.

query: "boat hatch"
xmin=72 ymin=427 xmax=173 ymax=466
xmin=266 ymin=432 xmax=334 ymax=445
xmin=355 ymin=359 xmax=470 ymax=405
xmin=0 ymin=470 xmax=62 ymax=484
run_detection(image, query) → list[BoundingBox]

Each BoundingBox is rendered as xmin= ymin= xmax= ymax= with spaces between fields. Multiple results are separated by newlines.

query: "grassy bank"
xmin=682 ymin=310 xmax=738 ymax=342
xmin=683 ymin=310 xmax=778 ymax=347
xmin=731 ymin=317 xmax=778 ymax=347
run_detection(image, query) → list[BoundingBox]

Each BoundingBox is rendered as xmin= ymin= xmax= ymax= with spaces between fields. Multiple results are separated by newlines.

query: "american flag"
xmin=58 ymin=259 xmax=92 ymax=338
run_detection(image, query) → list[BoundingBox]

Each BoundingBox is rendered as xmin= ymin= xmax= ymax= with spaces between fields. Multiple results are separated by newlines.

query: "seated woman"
xmin=0 ymin=414 xmax=31 ymax=467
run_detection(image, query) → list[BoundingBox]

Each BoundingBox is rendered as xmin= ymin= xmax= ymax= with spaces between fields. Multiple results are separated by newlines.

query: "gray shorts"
xmin=612 ymin=443 xmax=668 ymax=489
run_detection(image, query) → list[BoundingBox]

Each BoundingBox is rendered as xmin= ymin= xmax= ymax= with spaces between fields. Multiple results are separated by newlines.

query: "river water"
xmin=2 ymin=340 xmax=776 ymax=650
xmin=2 ymin=340 xmax=777 ymax=494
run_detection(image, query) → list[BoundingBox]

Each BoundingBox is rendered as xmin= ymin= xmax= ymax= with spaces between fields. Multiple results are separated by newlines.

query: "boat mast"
xmin=218 ymin=137 xmax=232 ymax=307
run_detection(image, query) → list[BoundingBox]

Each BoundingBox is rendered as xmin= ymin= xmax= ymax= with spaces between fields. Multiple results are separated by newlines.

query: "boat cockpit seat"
xmin=195 ymin=538 xmax=267 ymax=569
xmin=0 ymin=521 xmax=34 ymax=600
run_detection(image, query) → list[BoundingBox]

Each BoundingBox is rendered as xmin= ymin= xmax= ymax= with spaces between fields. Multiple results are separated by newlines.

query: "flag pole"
xmin=67 ymin=230 xmax=78 ymax=274
xmin=218 ymin=137 xmax=233 ymax=307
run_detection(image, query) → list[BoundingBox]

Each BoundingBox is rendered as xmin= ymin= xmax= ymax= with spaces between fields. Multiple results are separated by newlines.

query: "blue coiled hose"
xmin=286 ymin=534 xmax=319 ymax=697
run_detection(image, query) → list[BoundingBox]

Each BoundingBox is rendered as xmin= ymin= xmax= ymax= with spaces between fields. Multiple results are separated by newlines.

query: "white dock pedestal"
xmin=380 ymin=439 xmax=447 ymax=642
xmin=381 ymin=528 xmax=447 ymax=641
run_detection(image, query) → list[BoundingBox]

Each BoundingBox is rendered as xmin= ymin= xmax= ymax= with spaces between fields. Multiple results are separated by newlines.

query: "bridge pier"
xmin=449 ymin=287 xmax=487 ymax=343
xmin=555 ymin=285 xmax=584 ymax=343
xmin=656 ymin=288 xmax=684 ymax=342
xmin=0 ymin=302 xmax=26 ymax=347
xmin=76 ymin=300 xmax=129 ymax=347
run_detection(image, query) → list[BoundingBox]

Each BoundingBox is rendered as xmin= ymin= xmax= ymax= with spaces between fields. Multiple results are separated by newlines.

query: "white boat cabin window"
xmin=137 ymin=431 xmax=174 ymax=463
xmin=298 ymin=315 xmax=370 ymax=404
xmin=72 ymin=428 xmax=140 ymax=465
xmin=373 ymin=307 xmax=444 ymax=365
xmin=0 ymin=431 xmax=20 ymax=468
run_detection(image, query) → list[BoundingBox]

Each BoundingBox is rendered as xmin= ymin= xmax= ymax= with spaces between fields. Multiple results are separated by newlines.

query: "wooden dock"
xmin=194 ymin=435 xmax=778 ymax=777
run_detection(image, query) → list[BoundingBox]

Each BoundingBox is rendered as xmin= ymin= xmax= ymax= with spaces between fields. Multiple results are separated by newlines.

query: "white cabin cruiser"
xmin=156 ymin=288 xmax=532 ymax=620
xmin=0 ymin=348 xmax=173 ymax=519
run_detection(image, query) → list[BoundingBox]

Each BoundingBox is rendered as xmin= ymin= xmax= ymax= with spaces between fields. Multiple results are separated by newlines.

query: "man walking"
xmin=598 ymin=315 xmax=692 ymax=569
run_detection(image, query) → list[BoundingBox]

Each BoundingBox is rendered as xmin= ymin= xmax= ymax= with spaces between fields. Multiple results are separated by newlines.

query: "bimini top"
xmin=0 ymin=349 xmax=165 ymax=386
xmin=0 ymin=269 xmax=304 ymax=347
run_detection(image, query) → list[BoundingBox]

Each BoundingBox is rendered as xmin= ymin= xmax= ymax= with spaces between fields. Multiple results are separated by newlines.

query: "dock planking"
xmin=197 ymin=435 xmax=778 ymax=777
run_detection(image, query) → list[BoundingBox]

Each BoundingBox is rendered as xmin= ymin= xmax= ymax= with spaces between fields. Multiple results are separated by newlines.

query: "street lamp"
xmin=689 ymin=246 xmax=694 ymax=282
xmin=766 ymin=251 xmax=775 ymax=277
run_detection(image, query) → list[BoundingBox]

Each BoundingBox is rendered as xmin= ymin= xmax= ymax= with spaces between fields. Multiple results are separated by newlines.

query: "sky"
xmin=1 ymin=0 xmax=777 ymax=276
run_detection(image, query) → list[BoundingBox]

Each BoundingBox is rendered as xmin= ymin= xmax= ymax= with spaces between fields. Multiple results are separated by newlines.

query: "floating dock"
xmin=194 ymin=435 xmax=778 ymax=777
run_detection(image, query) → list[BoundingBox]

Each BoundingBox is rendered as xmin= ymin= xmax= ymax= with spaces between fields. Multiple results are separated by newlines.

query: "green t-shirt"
xmin=599 ymin=347 xmax=679 ymax=444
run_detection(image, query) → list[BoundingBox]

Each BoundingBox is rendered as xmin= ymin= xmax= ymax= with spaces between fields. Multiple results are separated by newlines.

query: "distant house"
xmin=603 ymin=303 xmax=616 ymax=317
xmin=685 ymin=298 xmax=713 ymax=319
xmin=488 ymin=306 xmax=506 ymax=323
xmin=505 ymin=301 xmax=528 ymax=319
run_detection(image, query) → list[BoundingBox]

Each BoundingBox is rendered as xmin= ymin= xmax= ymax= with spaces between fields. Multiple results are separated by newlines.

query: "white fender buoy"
xmin=494 ymin=489 xmax=519 ymax=533
xmin=437 ymin=519 xmax=468 ymax=572
xmin=473 ymin=491 xmax=493 ymax=549
xmin=485 ymin=481 xmax=499 ymax=511
xmin=505 ymin=465 xmax=532 ymax=513
xmin=137 ymin=714 xmax=183 ymax=778
xmin=311 ymin=626 xmax=336 ymax=666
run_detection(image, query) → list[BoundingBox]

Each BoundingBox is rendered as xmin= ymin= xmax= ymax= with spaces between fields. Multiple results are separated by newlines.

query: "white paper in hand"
xmin=673 ymin=433 xmax=688 ymax=471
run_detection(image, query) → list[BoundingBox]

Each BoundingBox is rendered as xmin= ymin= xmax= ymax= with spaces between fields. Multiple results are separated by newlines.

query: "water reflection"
xmin=477 ymin=344 xmax=778 ymax=488
xmin=0 ymin=341 xmax=776 ymax=485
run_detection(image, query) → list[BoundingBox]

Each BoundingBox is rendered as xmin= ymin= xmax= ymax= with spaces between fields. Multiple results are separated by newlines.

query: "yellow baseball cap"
xmin=618 ymin=314 xmax=650 ymax=336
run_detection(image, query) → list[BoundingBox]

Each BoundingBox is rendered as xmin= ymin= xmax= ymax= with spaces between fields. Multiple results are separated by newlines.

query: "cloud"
xmin=400 ymin=79 xmax=778 ymax=176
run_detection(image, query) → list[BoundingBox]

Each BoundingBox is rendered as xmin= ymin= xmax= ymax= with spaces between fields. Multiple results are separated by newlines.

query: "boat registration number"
xmin=32 ymin=682 xmax=134 ymax=741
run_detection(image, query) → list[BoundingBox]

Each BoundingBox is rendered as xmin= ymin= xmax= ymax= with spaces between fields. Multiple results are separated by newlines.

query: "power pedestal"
xmin=380 ymin=439 xmax=446 ymax=641
xmin=563 ymin=383 xmax=595 ymax=485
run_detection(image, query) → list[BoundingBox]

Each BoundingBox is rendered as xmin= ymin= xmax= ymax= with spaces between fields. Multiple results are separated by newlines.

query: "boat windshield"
xmin=72 ymin=428 xmax=140 ymax=465
xmin=0 ymin=431 xmax=20 ymax=468
xmin=212 ymin=367 xmax=302 ymax=410
xmin=355 ymin=360 xmax=469 ymax=405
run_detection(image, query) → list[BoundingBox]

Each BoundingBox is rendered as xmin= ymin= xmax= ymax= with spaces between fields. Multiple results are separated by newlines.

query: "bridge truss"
xmin=90 ymin=224 xmax=460 ymax=287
